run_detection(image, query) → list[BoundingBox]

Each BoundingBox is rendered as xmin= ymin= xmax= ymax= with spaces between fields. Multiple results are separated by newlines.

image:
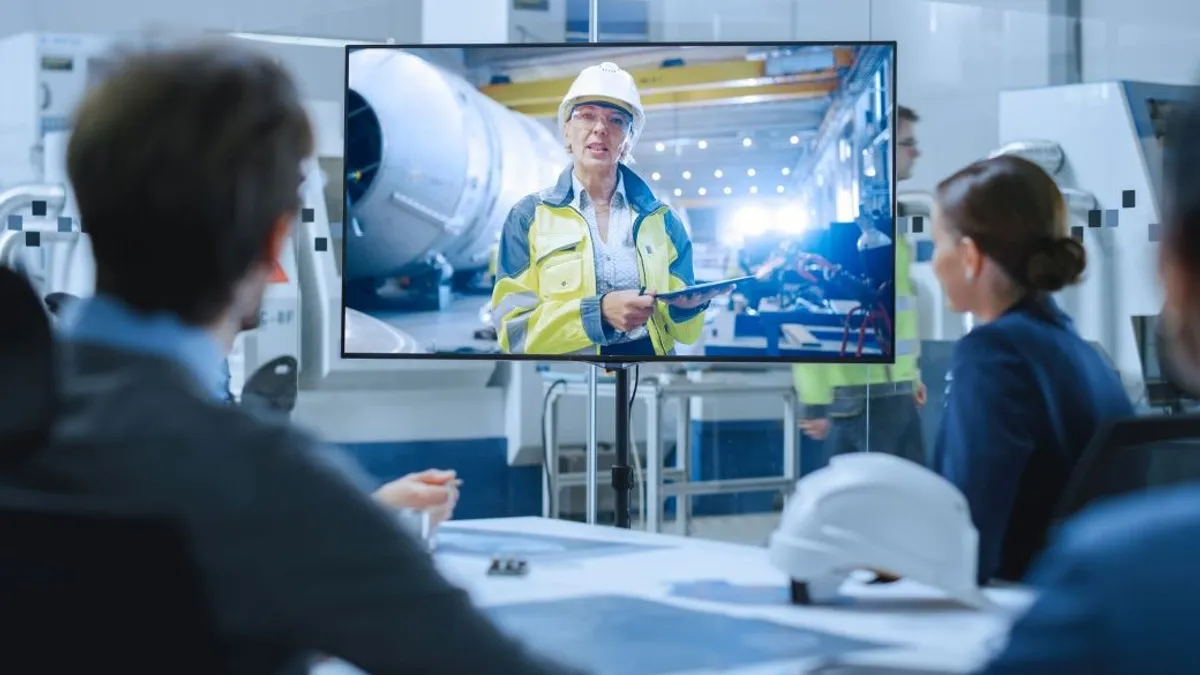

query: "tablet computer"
xmin=654 ymin=275 xmax=757 ymax=301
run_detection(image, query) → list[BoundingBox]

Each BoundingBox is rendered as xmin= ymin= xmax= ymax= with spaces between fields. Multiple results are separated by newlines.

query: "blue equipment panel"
xmin=488 ymin=594 xmax=888 ymax=674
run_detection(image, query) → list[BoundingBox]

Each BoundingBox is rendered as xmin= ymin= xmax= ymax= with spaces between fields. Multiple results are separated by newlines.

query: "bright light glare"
xmin=776 ymin=204 xmax=810 ymax=233
xmin=730 ymin=206 xmax=771 ymax=241
xmin=722 ymin=202 xmax=812 ymax=247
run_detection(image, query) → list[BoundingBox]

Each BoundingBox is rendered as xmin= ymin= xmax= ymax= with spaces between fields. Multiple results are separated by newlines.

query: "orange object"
xmin=270 ymin=261 xmax=288 ymax=283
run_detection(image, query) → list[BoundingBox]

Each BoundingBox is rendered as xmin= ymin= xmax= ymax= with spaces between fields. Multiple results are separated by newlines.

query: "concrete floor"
xmin=371 ymin=293 xmax=497 ymax=354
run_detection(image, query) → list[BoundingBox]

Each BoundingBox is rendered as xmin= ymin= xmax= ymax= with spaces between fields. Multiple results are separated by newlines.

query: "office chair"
xmin=0 ymin=268 xmax=227 ymax=674
xmin=0 ymin=268 xmax=57 ymax=466
xmin=1056 ymin=414 xmax=1200 ymax=521
xmin=0 ymin=492 xmax=227 ymax=674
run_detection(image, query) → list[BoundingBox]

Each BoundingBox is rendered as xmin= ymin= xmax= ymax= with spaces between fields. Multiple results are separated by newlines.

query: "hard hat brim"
xmin=568 ymin=96 xmax=636 ymax=118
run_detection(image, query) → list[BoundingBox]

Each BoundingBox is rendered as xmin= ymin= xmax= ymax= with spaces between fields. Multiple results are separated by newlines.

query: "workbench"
xmin=315 ymin=517 xmax=1033 ymax=675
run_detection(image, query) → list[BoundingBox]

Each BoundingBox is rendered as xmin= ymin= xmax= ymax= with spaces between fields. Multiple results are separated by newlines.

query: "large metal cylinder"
xmin=344 ymin=48 xmax=568 ymax=282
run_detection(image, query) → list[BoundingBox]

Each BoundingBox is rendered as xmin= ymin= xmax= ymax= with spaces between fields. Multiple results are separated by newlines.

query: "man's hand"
xmin=374 ymin=469 xmax=461 ymax=528
xmin=602 ymin=289 xmax=656 ymax=332
xmin=800 ymin=418 xmax=831 ymax=441
xmin=914 ymin=381 xmax=927 ymax=408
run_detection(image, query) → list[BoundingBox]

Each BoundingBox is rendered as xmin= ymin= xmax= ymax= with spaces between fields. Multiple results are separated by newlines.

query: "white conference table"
xmin=316 ymin=517 xmax=1034 ymax=675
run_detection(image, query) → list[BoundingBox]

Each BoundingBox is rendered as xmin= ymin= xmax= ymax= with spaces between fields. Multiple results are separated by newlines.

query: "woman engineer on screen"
xmin=490 ymin=62 xmax=721 ymax=357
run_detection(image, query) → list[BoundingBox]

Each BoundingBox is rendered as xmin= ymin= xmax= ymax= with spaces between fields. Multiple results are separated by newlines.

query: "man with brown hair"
xmin=0 ymin=39 xmax=583 ymax=674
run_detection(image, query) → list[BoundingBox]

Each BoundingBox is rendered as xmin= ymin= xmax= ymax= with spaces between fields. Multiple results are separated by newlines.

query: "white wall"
xmin=1082 ymin=0 xmax=1200 ymax=84
xmin=0 ymin=0 xmax=422 ymax=102
xmin=512 ymin=0 xmax=568 ymax=43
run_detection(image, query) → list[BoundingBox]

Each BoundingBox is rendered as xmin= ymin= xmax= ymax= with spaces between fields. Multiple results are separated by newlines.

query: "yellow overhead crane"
xmin=480 ymin=48 xmax=853 ymax=117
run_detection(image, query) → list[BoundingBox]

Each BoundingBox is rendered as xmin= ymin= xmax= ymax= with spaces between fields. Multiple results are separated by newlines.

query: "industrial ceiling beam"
xmin=481 ymin=52 xmax=851 ymax=116
xmin=503 ymin=79 xmax=838 ymax=118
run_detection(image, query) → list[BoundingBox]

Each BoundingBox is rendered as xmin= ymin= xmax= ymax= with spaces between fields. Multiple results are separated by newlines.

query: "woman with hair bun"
xmin=977 ymin=88 xmax=1200 ymax=675
xmin=929 ymin=154 xmax=1133 ymax=586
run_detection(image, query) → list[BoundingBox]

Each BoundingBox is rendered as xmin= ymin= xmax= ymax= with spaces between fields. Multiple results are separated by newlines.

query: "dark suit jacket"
xmin=979 ymin=484 xmax=1200 ymax=674
xmin=0 ymin=343 xmax=583 ymax=675
xmin=933 ymin=295 xmax=1134 ymax=584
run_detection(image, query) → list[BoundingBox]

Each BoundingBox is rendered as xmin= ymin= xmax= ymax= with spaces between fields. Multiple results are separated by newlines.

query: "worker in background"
xmin=975 ymin=84 xmax=1200 ymax=675
xmin=492 ymin=61 xmax=722 ymax=357
xmin=929 ymin=154 xmax=1133 ymax=585
xmin=0 ymin=39 xmax=582 ymax=675
xmin=793 ymin=105 xmax=925 ymax=466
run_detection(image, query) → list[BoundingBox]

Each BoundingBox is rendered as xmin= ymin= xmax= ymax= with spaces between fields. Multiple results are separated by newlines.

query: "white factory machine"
xmin=0 ymin=32 xmax=498 ymax=428
xmin=904 ymin=80 xmax=1196 ymax=408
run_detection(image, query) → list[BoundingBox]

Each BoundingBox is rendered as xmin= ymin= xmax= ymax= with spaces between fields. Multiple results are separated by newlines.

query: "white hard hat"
xmin=767 ymin=453 xmax=992 ymax=610
xmin=557 ymin=62 xmax=645 ymax=162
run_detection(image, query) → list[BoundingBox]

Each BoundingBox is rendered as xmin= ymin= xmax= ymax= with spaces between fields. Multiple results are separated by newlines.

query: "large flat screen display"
xmin=341 ymin=42 xmax=899 ymax=363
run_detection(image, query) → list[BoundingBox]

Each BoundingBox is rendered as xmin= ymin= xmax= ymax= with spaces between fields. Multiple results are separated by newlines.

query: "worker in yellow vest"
xmin=793 ymin=105 xmax=927 ymax=466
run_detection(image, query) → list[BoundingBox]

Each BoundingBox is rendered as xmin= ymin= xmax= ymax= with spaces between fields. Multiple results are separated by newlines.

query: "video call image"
xmin=342 ymin=43 xmax=899 ymax=362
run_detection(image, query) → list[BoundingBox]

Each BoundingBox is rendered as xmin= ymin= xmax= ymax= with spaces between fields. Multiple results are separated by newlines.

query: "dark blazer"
xmin=0 ymin=342 xmax=583 ymax=675
xmin=979 ymin=485 xmax=1200 ymax=674
xmin=934 ymin=295 xmax=1133 ymax=584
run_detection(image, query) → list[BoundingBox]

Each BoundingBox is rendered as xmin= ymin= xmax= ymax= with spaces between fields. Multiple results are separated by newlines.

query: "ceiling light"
xmin=651 ymin=172 xmax=661 ymax=181
xmin=682 ymin=170 xmax=692 ymax=180
xmin=747 ymin=168 xmax=756 ymax=177
xmin=781 ymin=167 xmax=791 ymax=176
xmin=673 ymin=188 xmax=682 ymax=197
xmin=749 ymin=186 xmax=759 ymax=194
xmin=655 ymin=142 xmax=666 ymax=152
xmin=698 ymin=187 xmax=707 ymax=196
xmin=714 ymin=169 xmax=723 ymax=178
xmin=723 ymin=186 xmax=732 ymax=195
xmin=790 ymin=135 xmax=800 ymax=144
xmin=697 ymin=140 xmax=708 ymax=150
xmin=777 ymin=185 xmax=786 ymax=193
xmin=742 ymin=137 xmax=753 ymax=147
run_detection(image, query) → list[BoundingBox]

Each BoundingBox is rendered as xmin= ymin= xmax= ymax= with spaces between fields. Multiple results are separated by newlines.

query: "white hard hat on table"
xmin=767 ymin=452 xmax=993 ymax=610
xmin=557 ymin=62 xmax=645 ymax=163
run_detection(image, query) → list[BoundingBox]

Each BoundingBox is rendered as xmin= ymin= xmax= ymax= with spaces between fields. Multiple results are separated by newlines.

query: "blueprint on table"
xmin=434 ymin=526 xmax=667 ymax=561
xmin=668 ymin=580 xmax=856 ymax=607
xmin=488 ymin=594 xmax=888 ymax=675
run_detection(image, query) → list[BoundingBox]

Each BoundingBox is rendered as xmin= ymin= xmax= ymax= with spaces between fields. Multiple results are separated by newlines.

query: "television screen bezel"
xmin=338 ymin=40 xmax=900 ymax=365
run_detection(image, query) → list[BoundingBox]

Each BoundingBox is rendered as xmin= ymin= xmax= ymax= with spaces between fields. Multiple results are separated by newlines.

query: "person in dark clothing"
xmin=929 ymin=155 xmax=1133 ymax=585
xmin=0 ymin=39 xmax=583 ymax=675
xmin=976 ymin=81 xmax=1200 ymax=675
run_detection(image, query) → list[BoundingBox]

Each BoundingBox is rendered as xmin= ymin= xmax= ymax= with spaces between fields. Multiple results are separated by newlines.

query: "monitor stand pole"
xmin=588 ymin=362 xmax=636 ymax=529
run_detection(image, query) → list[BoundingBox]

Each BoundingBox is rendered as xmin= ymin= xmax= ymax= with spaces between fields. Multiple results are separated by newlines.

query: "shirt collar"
xmin=58 ymin=294 xmax=228 ymax=401
xmin=571 ymin=171 xmax=627 ymax=212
